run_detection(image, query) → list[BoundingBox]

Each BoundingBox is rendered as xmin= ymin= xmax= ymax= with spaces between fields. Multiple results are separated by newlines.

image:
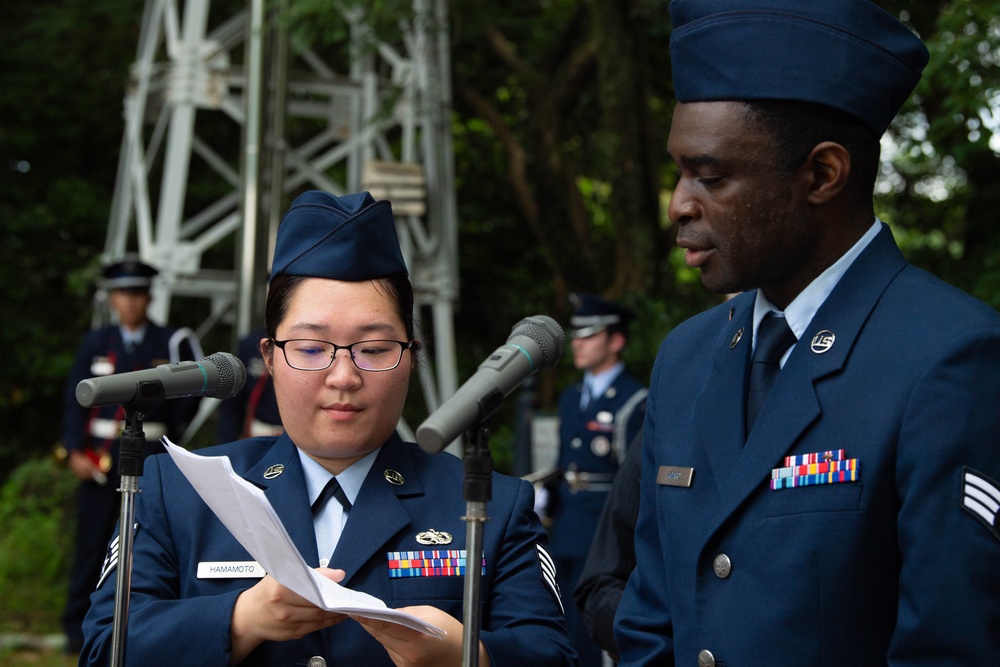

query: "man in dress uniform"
xmin=550 ymin=293 xmax=646 ymax=667
xmin=58 ymin=257 xmax=201 ymax=653
xmin=615 ymin=1 xmax=1000 ymax=665
xmin=217 ymin=328 xmax=283 ymax=443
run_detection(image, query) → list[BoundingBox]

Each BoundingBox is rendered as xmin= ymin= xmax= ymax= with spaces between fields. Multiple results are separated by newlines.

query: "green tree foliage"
xmin=0 ymin=0 xmax=145 ymax=472
xmin=0 ymin=457 xmax=77 ymax=633
xmin=878 ymin=1 xmax=1000 ymax=309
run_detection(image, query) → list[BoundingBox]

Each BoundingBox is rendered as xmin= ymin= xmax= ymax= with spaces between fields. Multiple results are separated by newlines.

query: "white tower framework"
xmin=102 ymin=0 xmax=460 ymax=441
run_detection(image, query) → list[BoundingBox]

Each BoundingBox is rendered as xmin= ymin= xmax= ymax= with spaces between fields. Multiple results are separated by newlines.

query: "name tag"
xmin=656 ymin=465 xmax=694 ymax=488
xmin=197 ymin=561 xmax=266 ymax=579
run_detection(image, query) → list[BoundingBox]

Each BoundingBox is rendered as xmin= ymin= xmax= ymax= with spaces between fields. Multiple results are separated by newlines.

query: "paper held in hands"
xmin=161 ymin=438 xmax=445 ymax=638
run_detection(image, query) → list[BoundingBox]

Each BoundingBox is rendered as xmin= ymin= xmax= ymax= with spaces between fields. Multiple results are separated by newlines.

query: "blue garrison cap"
xmin=669 ymin=0 xmax=929 ymax=134
xmin=270 ymin=191 xmax=407 ymax=282
xmin=102 ymin=256 xmax=158 ymax=291
xmin=569 ymin=293 xmax=636 ymax=339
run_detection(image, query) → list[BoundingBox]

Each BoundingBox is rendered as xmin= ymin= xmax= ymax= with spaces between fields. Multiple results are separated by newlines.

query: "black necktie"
xmin=746 ymin=314 xmax=797 ymax=433
xmin=311 ymin=476 xmax=352 ymax=516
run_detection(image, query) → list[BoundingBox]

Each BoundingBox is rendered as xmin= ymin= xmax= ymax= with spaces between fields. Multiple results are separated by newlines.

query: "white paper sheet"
xmin=162 ymin=438 xmax=444 ymax=638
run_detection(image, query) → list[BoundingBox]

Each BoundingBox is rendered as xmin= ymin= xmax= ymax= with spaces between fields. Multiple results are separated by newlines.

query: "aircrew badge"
xmin=416 ymin=529 xmax=453 ymax=545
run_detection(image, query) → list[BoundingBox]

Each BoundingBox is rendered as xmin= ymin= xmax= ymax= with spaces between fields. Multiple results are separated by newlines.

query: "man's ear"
xmin=803 ymin=141 xmax=851 ymax=205
xmin=609 ymin=331 xmax=627 ymax=356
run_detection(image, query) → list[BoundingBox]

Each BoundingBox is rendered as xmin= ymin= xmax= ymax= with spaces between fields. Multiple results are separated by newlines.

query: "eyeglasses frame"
xmin=270 ymin=338 xmax=416 ymax=372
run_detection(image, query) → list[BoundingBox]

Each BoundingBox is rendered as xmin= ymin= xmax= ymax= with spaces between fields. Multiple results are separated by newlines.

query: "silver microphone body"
xmin=76 ymin=352 xmax=247 ymax=408
xmin=417 ymin=315 xmax=564 ymax=454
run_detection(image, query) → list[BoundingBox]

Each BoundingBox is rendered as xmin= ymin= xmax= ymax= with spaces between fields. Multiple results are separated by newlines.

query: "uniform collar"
xmin=298 ymin=447 xmax=379 ymax=508
xmin=753 ymin=218 xmax=882 ymax=347
xmin=119 ymin=324 xmax=148 ymax=347
xmin=584 ymin=362 xmax=624 ymax=401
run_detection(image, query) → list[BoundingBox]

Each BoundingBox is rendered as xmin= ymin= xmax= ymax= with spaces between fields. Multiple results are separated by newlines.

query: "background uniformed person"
xmin=217 ymin=328 xmax=283 ymax=442
xmin=548 ymin=292 xmax=646 ymax=667
xmin=573 ymin=432 xmax=641 ymax=663
xmin=615 ymin=1 xmax=1000 ymax=664
xmin=58 ymin=256 xmax=201 ymax=653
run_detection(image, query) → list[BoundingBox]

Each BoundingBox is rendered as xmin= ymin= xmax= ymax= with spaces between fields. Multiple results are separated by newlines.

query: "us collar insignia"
xmin=263 ymin=464 xmax=284 ymax=479
xmin=810 ymin=330 xmax=835 ymax=354
xmin=384 ymin=469 xmax=405 ymax=486
xmin=416 ymin=529 xmax=453 ymax=545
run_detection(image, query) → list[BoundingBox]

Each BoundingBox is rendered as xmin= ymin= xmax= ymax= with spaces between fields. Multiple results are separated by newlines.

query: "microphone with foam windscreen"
xmin=76 ymin=352 xmax=247 ymax=408
xmin=417 ymin=315 xmax=564 ymax=454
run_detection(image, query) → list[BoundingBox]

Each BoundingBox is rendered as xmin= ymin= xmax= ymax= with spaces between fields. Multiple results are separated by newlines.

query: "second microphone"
xmin=416 ymin=315 xmax=564 ymax=454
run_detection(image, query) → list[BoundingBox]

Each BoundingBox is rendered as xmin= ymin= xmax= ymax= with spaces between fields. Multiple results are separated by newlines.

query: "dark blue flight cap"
xmin=270 ymin=191 xmax=408 ymax=282
xmin=669 ymin=0 xmax=930 ymax=134
xmin=569 ymin=293 xmax=636 ymax=339
xmin=101 ymin=256 xmax=158 ymax=291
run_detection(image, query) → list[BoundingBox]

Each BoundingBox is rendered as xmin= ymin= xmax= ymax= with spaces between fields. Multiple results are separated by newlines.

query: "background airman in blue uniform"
xmin=58 ymin=257 xmax=200 ymax=653
xmin=549 ymin=293 xmax=646 ymax=667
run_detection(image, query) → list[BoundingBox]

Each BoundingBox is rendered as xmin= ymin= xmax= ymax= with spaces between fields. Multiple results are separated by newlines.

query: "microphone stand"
xmin=461 ymin=422 xmax=493 ymax=667
xmin=109 ymin=380 xmax=165 ymax=667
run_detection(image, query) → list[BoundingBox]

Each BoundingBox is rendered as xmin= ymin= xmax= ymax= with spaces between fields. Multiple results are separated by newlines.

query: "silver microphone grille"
xmin=204 ymin=352 xmax=248 ymax=399
xmin=509 ymin=315 xmax=565 ymax=367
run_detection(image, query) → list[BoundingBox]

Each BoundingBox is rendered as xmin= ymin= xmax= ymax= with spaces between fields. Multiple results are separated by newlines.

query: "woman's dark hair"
xmin=263 ymin=272 xmax=417 ymax=342
xmin=740 ymin=99 xmax=881 ymax=210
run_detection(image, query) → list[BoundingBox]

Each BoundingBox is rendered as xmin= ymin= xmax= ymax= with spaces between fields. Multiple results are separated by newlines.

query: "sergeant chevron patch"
xmin=96 ymin=523 xmax=139 ymax=590
xmin=962 ymin=468 xmax=1000 ymax=542
xmin=535 ymin=543 xmax=563 ymax=614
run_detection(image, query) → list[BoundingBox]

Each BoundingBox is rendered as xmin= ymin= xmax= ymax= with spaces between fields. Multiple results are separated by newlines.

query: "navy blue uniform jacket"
xmin=551 ymin=371 xmax=646 ymax=558
xmin=62 ymin=322 xmax=199 ymax=453
xmin=81 ymin=434 xmax=576 ymax=666
xmin=616 ymin=225 xmax=1000 ymax=665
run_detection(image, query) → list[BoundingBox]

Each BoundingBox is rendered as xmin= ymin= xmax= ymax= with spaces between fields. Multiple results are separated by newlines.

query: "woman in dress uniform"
xmin=80 ymin=191 xmax=576 ymax=667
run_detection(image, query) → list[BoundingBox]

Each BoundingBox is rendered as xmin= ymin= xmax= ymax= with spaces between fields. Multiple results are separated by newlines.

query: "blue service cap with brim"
xmin=669 ymin=0 xmax=929 ymax=134
xmin=101 ymin=257 xmax=158 ymax=291
xmin=270 ymin=191 xmax=408 ymax=282
xmin=569 ymin=293 xmax=636 ymax=339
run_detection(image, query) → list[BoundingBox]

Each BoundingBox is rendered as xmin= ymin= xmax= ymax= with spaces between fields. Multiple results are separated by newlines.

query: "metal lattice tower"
xmin=101 ymin=0 xmax=460 ymax=443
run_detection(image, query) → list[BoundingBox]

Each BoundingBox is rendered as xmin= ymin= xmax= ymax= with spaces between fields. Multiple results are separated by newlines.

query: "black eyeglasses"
xmin=271 ymin=338 xmax=415 ymax=372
